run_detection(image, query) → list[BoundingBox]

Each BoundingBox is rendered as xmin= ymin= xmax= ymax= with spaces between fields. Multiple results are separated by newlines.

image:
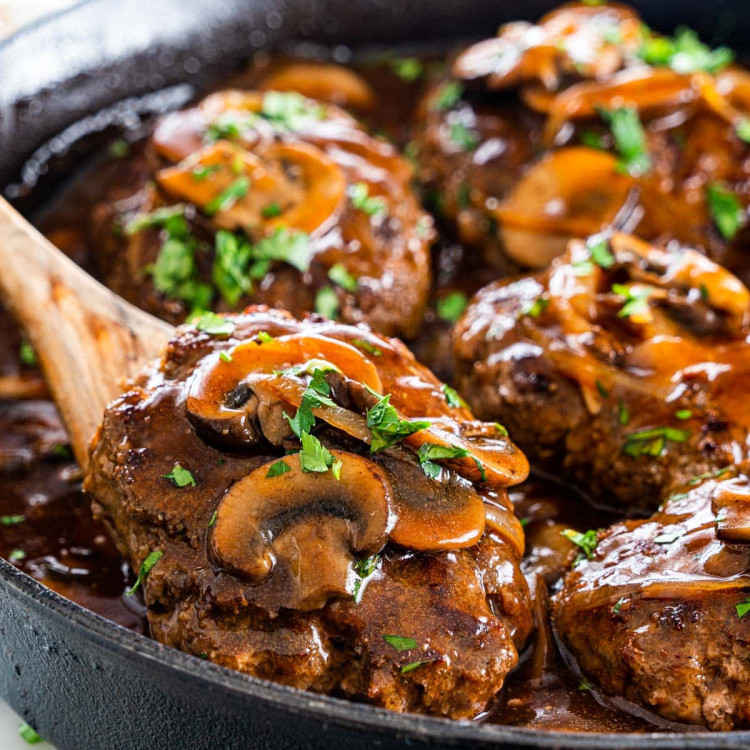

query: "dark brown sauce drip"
xmin=0 ymin=53 xmax=683 ymax=732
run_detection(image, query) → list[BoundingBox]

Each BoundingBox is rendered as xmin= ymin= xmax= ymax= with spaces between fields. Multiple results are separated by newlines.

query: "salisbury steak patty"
xmin=554 ymin=477 xmax=750 ymax=729
xmin=454 ymin=232 xmax=750 ymax=511
xmin=89 ymin=88 xmax=434 ymax=338
xmin=85 ymin=307 xmax=532 ymax=718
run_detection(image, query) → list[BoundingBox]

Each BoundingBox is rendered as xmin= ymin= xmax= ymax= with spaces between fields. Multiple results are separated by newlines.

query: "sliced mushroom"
xmin=259 ymin=63 xmax=376 ymax=110
xmin=210 ymin=451 xmax=393 ymax=611
xmin=482 ymin=488 xmax=525 ymax=558
xmin=713 ymin=477 xmax=750 ymax=542
xmin=495 ymin=148 xmax=634 ymax=268
xmin=157 ymin=140 xmax=346 ymax=236
xmin=376 ymin=455 xmax=485 ymax=551
xmin=186 ymin=333 xmax=382 ymax=448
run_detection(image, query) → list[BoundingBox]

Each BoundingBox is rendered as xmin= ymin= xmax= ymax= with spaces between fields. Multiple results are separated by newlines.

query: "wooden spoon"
xmin=0 ymin=197 xmax=173 ymax=470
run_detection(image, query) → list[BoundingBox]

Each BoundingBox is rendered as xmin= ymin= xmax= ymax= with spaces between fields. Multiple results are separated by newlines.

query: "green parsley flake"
xmin=352 ymin=338 xmax=382 ymax=356
xmin=192 ymin=312 xmax=236 ymax=336
xmin=736 ymin=118 xmax=750 ymax=144
xmin=257 ymin=331 xmax=274 ymax=343
xmin=580 ymin=130 xmax=607 ymax=150
xmin=205 ymin=176 xmax=250 ymax=216
xmin=443 ymin=384 xmax=466 ymax=409
xmin=208 ymin=510 xmax=218 ymax=528
xmin=561 ymin=528 xmax=599 ymax=561
xmin=366 ymin=393 xmax=430 ymax=453
xmin=436 ymin=291 xmax=468 ymax=323
xmin=125 ymin=204 xmax=188 ymax=236
xmin=299 ymin=431 xmax=342 ymax=477
xmin=640 ymin=26 xmax=733 ymax=74
xmin=1 ymin=515 xmax=24 ymax=526
xmin=521 ymin=297 xmax=549 ymax=318
xmin=448 ymin=121 xmax=479 ymax=151
xmin=192 ymin=163 xmax=222 ymax=181
xmin=261 ymin=91 xmax=326 ymax=131
xmin=390 ymin=58 xmax=424 ymax=82
xmin=349 ymin=182 xmax=386 ymax=216
xmin=618 ymin=399 xmax=630 ymax=426
xmin=205 ymin=115 xmax=247 ymax=142
xmin=9 ymin=549 xmax=25 ymax=563
xmin=109 ymin=139 xmax=129 ymax=158
xmin=587 ymin=237 xmax=615 ymax=269
xmin=417 ymin=443 xmax=486 ymax=482
xmin=737 ymin=597 xmax=750 ymax=619
xmin=612 ymin=283 xmax=653 ymax=318
xmin=596 ymin=380 xmax=610 ymax=399
xmin=254 ymin=227 xmax=313 ymax=272
xmin=599 ymin=107 xmax=651 ymax=176
xmin=213 ymin=230 xmax=253 ymax=306
xmin=613 ymin=598 xmax=625 ymax=615
xmin=19 ymin=341 xmax=37 ymax=366
xmin=353 ymin=554 xmax=380 ymax=603
xmin=401 ymin=659 xmax=435 ymax=674
xmin=622 ymin=426 xmax=690 ymax=458
xmin=126 ymin=549 xmax=164 ymax=597
xmin=328 ymin=263 xmax=359 ymax=292
xmin=261 ymin=201 xmax=283 ymax=218
xmin=266 ymin=459 xmax=291 ymax=478
xmin=675 ymin=409 xmax=693 ymax=420
xmin=219 ymin=351 xmax=233 ymax=363
xmin=706 ymin=182 xmax=746 ymax=241
xmin=163 ymin=463 xmax=197 ymax=488
xmin=689 ymin=466 xmax=731 ymax=485
xmin=383 ymin=634 xmax=417 ymax=651
xmin=433 ymin=81 xmax=464 ymax=111
xmin=18 ymin=723 xmax=43 ymax=745
xmin=578 ymin=679 xmax=592 ymax=692
xmin=314 ymin=286 xmax=339 ymax=319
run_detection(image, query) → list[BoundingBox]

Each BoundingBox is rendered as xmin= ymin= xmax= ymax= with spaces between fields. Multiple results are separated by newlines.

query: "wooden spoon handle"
xmin=0 ymin=197 xmax=173 ymax=469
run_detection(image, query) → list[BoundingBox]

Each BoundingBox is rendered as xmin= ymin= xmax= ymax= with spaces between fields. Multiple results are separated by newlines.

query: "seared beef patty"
xmin=85 ymin=307 xmax=532 ymax=718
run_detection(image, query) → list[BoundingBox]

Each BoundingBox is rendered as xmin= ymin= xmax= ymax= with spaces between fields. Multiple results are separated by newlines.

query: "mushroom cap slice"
xmin=210 ymin=450 xmax=393 ymax=611
xmin=495 ymin=147 xmax=634 ymax=268
xmin=186 ymin=333 xmax=383 ymax=448
xmin=259 ymin=63 xmax=376 ymax=111
xmin=713 ymin=477 xmax=750 ymax=543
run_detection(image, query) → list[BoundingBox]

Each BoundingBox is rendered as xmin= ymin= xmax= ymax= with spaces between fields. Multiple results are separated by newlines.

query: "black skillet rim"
xmin=1 ymin=0 xmax=750 ymax=746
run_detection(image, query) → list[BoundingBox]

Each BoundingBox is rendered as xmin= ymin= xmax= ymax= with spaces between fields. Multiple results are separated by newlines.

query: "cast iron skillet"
xmin=1 ymin=1 xmax=750 ymax=748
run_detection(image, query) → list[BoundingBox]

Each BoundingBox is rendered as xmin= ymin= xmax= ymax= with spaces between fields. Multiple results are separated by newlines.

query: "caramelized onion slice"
xmin=495 ymin=148 xmax=634 ymax=268
xmin=211 ymin=451 xmax=392 ymax=611
xmin=259 ymin=63 xmax=376 ymax=110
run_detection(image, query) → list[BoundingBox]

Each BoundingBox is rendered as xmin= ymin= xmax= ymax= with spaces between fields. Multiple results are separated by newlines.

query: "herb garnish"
xmin=613 ymin=598 xmax=625 ymax=615
xmin=736 ymin=118 xmax=750 ymax=144
xmin=436 ymin=291 xmax=468 ymax=323
xmin=383 ymin=634 xmax=417 ymax=651
xmin=401 ymin=659 xmax=436 ymax=674
xmin=328 ymin=263 xmax=359 ymax=292
xmin=314 ymin=286 xmax=339 ymax=319
xmin=448 ymin=122 xmax=479 ymax=151
xmin=561 ymin=528 xmax=599 ymax=562
xmin=612 ymin=283 xmax=653 ymax=319
xmin=299 ymin=431 xmax=342 ymax=478
xmin=618 ymin=400 xmax=630 ymax=426
xmin=205 ymin=176 xmax=250 ymax=216
xmin=521 ymin=297 xmax=549 ymax=318
xmin=109 ymin=139 xmax=129 ymax=158
xmin=417 ymin=443 xmax=486 ymax=482
xmin=349 ymin=182 xmax=386 ymax=216
xmin=213 ymin=230 xmax=253 ymax=306
xmin=266 ymin=459 xmax=291 ymax=478
xmin=599 ymin=107 xmax=651 ymax=176
xmin=191 ymin=312 xmax=236 ymax=336
xmin=365 ymin=393 xmax=430 ymax=453
xmin=18 ymin=341 xmax=37 ymax=366
xmin=443 ymin=385 xmax=466 ymax=409
xmin=352 ymin=339 xmax=382 ymax=356
xmin=737 ymin=597 xmax=750 ymax=619
xmin=639 ymin=26 xmax=733 ymax=74
xmin=390 ymin=58 xmax=424 ymax=82
xmin=208 ymin=510 xmax=218 ymax=528
xmin=8 ymin=549 xmax=25 ymax=563
xmin=18 ymin=723 xmax=43 ymax=745
xmin=622 ymin=426 xmax=690 ymax=458
xmin=261 ymin=201 xmax=283 ymax=218
xmin=126 ymin=549 xmax=164 ymax=597
xmin=353 ymin=554 xmax=380 ymax=603
xmin=653 ymin=532 xmax=681 ymax=545
xmin=163 ymin=463 xmax=197 ymax=487
xmin=432 ymin=81 xmax=464 ymax=111
xmin=261 ymin=91 xmax=326 ymax=131
xmin=254 ymin=227 xmax=313 ymax=272
xmin=191 ymin=163 xmax=222 ymax=181
xmin=1 ymin=515 xmax=24 ymax=526
xmin=706 ymin=182 xmax=746 ymax=241
xmin=219 ymin=351 xmax=233 ymax=363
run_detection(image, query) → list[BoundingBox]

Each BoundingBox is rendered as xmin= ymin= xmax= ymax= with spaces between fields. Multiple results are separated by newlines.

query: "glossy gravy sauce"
xmin=0 ymin=53 xmax=685 ymax=732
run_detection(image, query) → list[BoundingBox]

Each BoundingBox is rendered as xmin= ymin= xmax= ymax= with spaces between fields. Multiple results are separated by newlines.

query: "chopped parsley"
xmin=521 ymin=297 xmax=549 ymax=318
xmin=689 ymin=466 xmax=731 ymax=485
xmin=622 ymin=426 xmax=690 ymax=458
xmin=191 ymin=311 xmax=236 ymax=336
xmin=18 ymin=723 xmax=43 ymax=745
xmin=125 ymin=204 xmax=188 ymax=236
xmin=706 ymin=182 xmax=746 ymax=241
xmin=561 ymin=528 xmax=599 ymax=561
xmin=587 ymin=237 xmax=615 ymax=269
xmin=580 ymin=130 xmax=607 ymax=150
xmin=599 ymin=107 xmax=651 ymax=176
xmin=436 ymin=291 xmax=468 ymax=323
xmin=205 ymin=176 xmax=250 ymax=216
xmin=328 ymin=263 xmax=359 ymax=293
xmin=1 ymin=515 xmax=24 ymax=526
xmin=349 ymin=182 xmax=386 ymax=216
xmin=208 ymin=510 xmax=218 ymax=528
xmin=432 ymin=81 xmax=464 ymax=111
xmin=163 ymin=463 xmax=197 ymax=488
xmin=254 ymin=227 xmax=313 ymax=272
xmin=618 ymin=399 xmax=630 ymax=426
xmin=613 ymin=598 xmax=625 ymax=615
xmin=261 ymin=201 xmax=283 ymax=218
xmin=596 ymin=380 xmax=610 ymax=399
xmin=390 ymin=58 xmax=424 ymax=82
xmin=205 ymin=115 xmax=247 ymax=142
xmin=653 ymin=532 xmax=681 ymax=545
xmin=639 ymin=26 xmax=733 ymax=74
xmin=353 ymin=554 xmax=380 ymax=603
xmin=8 ymin=549 xmax=25 ymax=563
xmin=266 ymin=459 xmax=291 ymax=478
xmin=125 ymin=549 xmax=164 ymax=596
xmin=18 ymin=341 xmax=37 ymax=366
xmin=314 ymin=286 xmax=339 ymax=319
xmin=366 ymin=393 xmax=430 ymax=453
xmin=383 ymin=634 xmax=417 ymax=651
xmin=401 ymin=659 xmax=435 ymax=674
xmin=191 ymin=163 xmax=222 ymax=181
xmin=675 ymin=409 xmax=693 ymax=420
xmin=578 ymin=679 xmax=592 ymax=692
xmin=260 ymin=91 xmax=326 ymax=131
xmin=109 ymin=139 xmax=129 ymax=158
xmin=417 ymin=443 xmax=486 ymax=482
xmin=448 ymin=122 xmax=479 ymax=151
xmin=213 ymin=230 xmax=253 ymax=306
xmin=737 ymin=597 xmax=750 ymax=619
xmin=352 ymin=338 xmax=382 ymax=356
xmin=299 ymin=431 xmax=342 ymax=478
xmin=257 ymin=331 xmax=274 ymax=343
xmin=612 ymin=283 xmax=653 ymax=318
xmin=736 ymin=118 xmax=750 ymax=144
xmin=219 ymin=351 xmax=233 ymax=363
xmin=442 ymin=384 xmax=466 ymax=409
